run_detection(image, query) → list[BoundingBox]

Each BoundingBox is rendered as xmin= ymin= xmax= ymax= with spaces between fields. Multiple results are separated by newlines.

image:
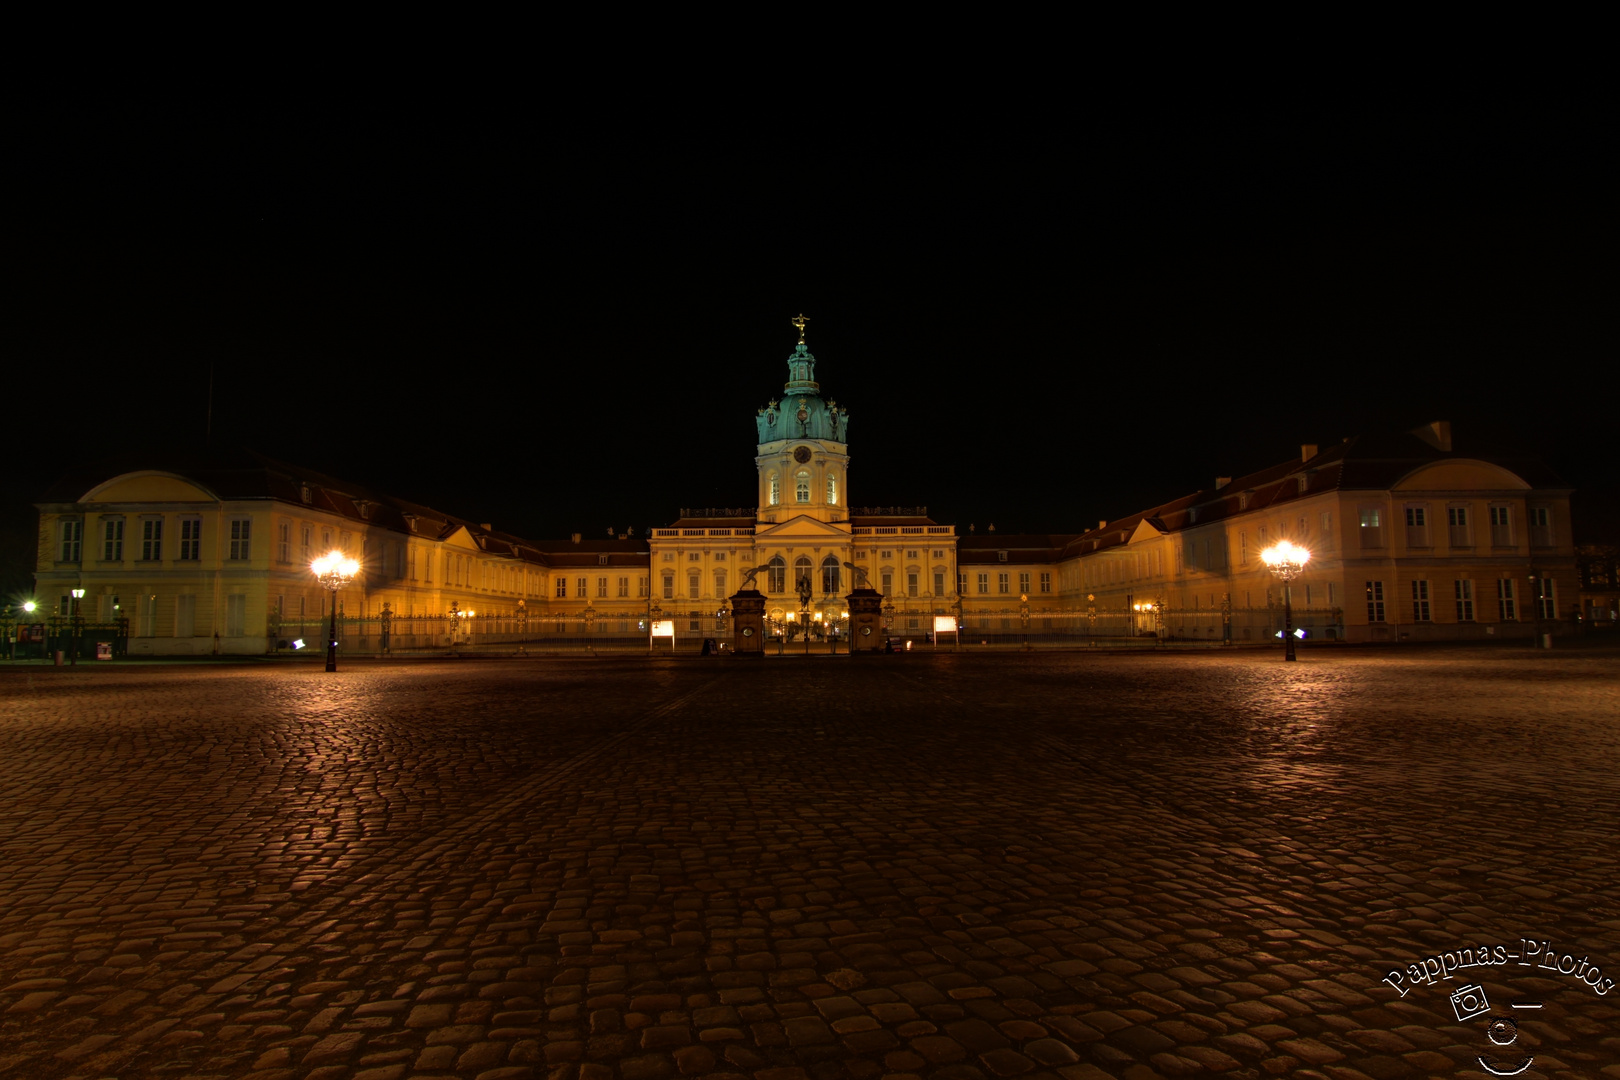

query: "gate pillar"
xmin=846 ymin=588 xmax=884 ymax=653
xmin=730 ymin=590 xmax=766 ymax=657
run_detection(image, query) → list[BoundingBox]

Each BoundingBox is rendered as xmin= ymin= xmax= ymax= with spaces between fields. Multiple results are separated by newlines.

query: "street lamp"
xmin=70 ymin=588 xmax=85 ymax=667
xmin=1260 ymin=540 xmax=1311 ymax=662
xmin=1020 ymin=592 xmax=1030 ymax=650
xmin=311 ymin=551 xmax=360 ymax=672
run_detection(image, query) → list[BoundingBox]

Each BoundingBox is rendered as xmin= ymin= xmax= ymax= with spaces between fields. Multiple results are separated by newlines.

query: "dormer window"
xmin=1239 ymin=492 xmax=1251 ymax=510
xmin=300 ymin=483 xmax=312 ymax=504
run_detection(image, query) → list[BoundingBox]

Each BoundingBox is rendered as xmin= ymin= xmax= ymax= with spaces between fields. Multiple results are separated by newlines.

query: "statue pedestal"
xmin=846 ymin=588 xmax=884 ymax=653
xmin=730 ymin=590 xmax=766 ymax=657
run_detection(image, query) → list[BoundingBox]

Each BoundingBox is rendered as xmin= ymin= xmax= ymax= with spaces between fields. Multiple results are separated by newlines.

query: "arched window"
xmin=768 ymin=474 xmax=780 ymax=506
xmin=822 ymin=555 xmax=841 ymax=594
xmin=826 ymin=473 xmax=838 ymax=505
xmin=767 ymin=556 xmax=786 ymax=593
xmin=796 ymin=471 xmax=810 ymax=503
xmin=795 ymin=555 xmax=813 ymax=594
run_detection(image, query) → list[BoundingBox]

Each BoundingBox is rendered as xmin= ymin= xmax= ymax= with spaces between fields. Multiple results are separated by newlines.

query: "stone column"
xmin=846 ymin=587 xmax=884 ymax=653
xmin=730 ymin=589 xmax=766 ymax=658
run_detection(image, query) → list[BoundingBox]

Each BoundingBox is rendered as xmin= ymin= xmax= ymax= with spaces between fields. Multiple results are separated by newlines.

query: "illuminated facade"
xmin=646 ymin=324 xmax=959 ymax=637
xmin=955 ymin=424 xmax=1579 ymax=643
xmin=32 ymin=329 xmax=1575 ymax=650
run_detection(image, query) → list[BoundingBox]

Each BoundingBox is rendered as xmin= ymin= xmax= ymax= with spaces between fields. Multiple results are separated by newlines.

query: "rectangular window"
xmin=596 ymin=577 xmax=607 ymax=598
xmin=556 ymin=576 xmax=567 ymax=598
xmin=662 ymin=575 xmax=674 ymax=599
xmin=1454 ymin=579 xmax=1475 ymax=621
xmin=618 ymin=576 xmax=629 ymax=597
xmin=60 ymin=519 xmax=82 ymax=562
xmin=881 ymin=571 xmax=893 ymax=593
xmin=277 ymin=521 xmax=290 ymax=563
xmin=1040 ymin=572 xmax=1051 ymax=594
xmin=1019 ymin=572 xmax=1030 ymax=594
xmin=1404 ymin=506 xmax=1429 ymax=547
xmin=1365 ymin=581 xmax=1385 ymax=623
xmin=638 ymin=576 xmax=648 ymax=598
xmin=577 ymin=577 xmax=588 ymax=598
xmin=997 ymin=572 xmax=1009 ymax=594
xmin=1535 ymin=577 xmax=1556 ymax=620
xmin=1411 ymin=580 xmax=1431 ymax=621
xmin=1497 ymin=579 xmax=1517 ymax=621
xmin=301 ymin=525 xmax=312 ymax=565
xmin=1240 ymin=531 xmax=1247 ymax=563
xmin=229 ymin=519 xmax=251 ymax=560
xmin=977 ymin=572 xmax=988 ymax=594
xmin=934 ymin=571 xmax=945 ymax=595
xmin=1489 ymin=505 xmax=1513 ymax=546
xmin=1528 ymin=506 xmax=1552 ymax=547
xmin=688 ymin=571 xmax=700 ymax=599
xmin=1327 ymin=582 xmax=1336 ymax=607
xmin=1358 ymin=508 xmax=1383 ymax=548
xmin=907 ymin=572 xmax=918 ymax=597
xmin=599 ymin=554 xmax=609 ymax=565
xmin=1448 ymin=506 xmax=1470 ymax=547
xmin=141 ymin=519 xmax=163 ymax=561
xmin=137 ymin=594 xmax=158 ymax=637
xmin=958 ymin=572 xmax=967 ymax=595
xmin=226 ymin=594 xmax=246 ymax=637
xmin=102 ymin=518 xmax=124 ymax=561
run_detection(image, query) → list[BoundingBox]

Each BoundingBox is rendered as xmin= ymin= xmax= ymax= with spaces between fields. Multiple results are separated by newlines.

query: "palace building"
xmin=29 ymin=322 xmax=1577 ymax=652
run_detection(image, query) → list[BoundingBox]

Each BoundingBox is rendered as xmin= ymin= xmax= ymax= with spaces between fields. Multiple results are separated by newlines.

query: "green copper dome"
xmin=757 ymin=343 xmax=849 ymax=444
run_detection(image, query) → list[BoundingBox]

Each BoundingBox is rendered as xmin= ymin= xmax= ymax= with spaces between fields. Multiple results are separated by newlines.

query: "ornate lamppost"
xmin=1019 ymin=593 xmax=1030 ymax=650
xmin=70 ymin=587 xmax=85 ymax=666
xmin=1260 ymin=540 xmax=1310 ymax=662
xmin=311 ymin=551 xmax=360 ymax=672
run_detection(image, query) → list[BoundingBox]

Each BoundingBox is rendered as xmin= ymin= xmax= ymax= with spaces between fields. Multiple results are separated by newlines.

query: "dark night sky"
xmin=5 ymin=94 xmax=1614 ymax=596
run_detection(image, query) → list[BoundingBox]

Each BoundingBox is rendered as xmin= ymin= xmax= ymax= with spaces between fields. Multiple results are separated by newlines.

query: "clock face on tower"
xmin=793 ymin=446 xmax=812 ymax=464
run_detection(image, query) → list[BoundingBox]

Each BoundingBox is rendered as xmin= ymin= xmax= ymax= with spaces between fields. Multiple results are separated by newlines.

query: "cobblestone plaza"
xmin=2 ymin=648 xmax=1618 ymax=1080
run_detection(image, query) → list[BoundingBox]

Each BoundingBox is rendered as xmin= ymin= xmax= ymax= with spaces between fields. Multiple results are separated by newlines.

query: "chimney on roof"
xmin=571 ymin=533 xmax=582 ymax=544
xmin=480 ymin=523 xmax=492 ymax=531
xmin=1410 ymin=420 xmax=1453 ymax=453
xmin=1216 ymin=477 xmax=1231 ymax=490
xmin=1098 ymin=520 xmax=1107 ymax=530
xmin=1301 ymin=444 xmax=1318 ymax=462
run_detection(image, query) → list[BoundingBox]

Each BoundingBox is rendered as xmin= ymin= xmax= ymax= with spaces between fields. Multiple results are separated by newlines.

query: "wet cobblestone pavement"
xmin=2 ymin=647 xmax=1618 ymax=1080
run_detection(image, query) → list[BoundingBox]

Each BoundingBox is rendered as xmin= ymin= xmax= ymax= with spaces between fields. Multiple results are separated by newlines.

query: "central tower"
xmin=755 ymin=315 xmax=850 ymax=525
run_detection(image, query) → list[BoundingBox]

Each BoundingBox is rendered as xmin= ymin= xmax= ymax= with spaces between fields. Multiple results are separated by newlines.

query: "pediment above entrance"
xmin=752 ymin=515 xmax=854 ymax=541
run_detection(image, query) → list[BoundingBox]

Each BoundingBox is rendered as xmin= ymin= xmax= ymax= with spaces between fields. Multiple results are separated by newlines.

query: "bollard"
xmin=54 ymin=650 xmax=64 ymax=666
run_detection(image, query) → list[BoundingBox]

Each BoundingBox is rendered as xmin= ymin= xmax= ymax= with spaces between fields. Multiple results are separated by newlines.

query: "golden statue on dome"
xmin=792 ymin=313 xmax=809 ymax=343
